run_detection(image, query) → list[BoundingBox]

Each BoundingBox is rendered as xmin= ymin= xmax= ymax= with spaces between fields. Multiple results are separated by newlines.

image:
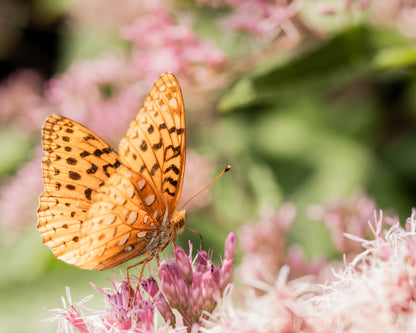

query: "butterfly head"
xmin=172 ymin=209 xmax=186 ymax=234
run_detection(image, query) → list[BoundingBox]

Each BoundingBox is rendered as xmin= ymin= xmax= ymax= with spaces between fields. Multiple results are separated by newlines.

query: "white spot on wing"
xmin=138 ymin=179 xmax=146 ymax=190
xmin=127 ymin=211 xmax=138 ymax=225
xmin=145 ymin=195 xmax=155 ymax=206
xmin=118 ymin=233 xmax=130 ymax=246
xmin=137 ymin=231 xmax=147 ymax=238
xmin=124 ymin=245 xmax=133 ymax=252
xmin=115 ymin=195 xmax=126 ymax=205
xmin=103 ymin=215 xmax=116 ymax=225
xmin=126 ymin=186 xmax=135 ymax=198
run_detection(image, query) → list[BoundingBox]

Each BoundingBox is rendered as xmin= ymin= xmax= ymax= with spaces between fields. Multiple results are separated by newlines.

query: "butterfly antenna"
xmin=179 ymin=165 xmax=231 ymax=210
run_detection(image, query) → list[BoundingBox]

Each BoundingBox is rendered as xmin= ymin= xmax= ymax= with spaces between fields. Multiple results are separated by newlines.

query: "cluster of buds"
xmin=58 ymin=232 xmax=236 ymax=332
xmin=143 ymin=232 xmax=236 ymax=329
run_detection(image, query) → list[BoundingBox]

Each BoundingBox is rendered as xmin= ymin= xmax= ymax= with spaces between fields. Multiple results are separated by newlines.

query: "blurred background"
xmin=1 ymin=0 xmax=416 ymax=331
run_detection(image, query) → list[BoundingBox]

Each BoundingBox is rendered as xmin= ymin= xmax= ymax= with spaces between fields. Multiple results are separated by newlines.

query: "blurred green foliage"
xmin=211 ymin=25 xmax=416 ymax=253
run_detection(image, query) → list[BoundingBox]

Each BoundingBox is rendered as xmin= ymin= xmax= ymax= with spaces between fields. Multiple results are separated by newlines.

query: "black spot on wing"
xmin=102 ymin=159 xmax=121 ymax=177
xmin=66 ymin=157 xmax=77 ymax=165
xmin=163 ymin=177 xmax=178 ymax=186
xmin=80 ymin=151 xmax=90 ymax=158
xmin=164 ymin=188 xmax=175 ymax=197
xmin=84 ymin=134 xmax=97 ymax=141
xmin=152 ymin=139 xmax=163 ymax=150
xmin=150 ymin=163 xmax=159 ymax=176
xmin=164 ymin=164 xmax=180 ymax=175
xmin=86 ymin=163 xmax=98 ymax=174
xmin=85 ymin=188 xmax=92 ymax=200
xmin=140 ymin=140 xmax=147 ymax=152
xmin=69 ymin=171 xmax=81 ymax=180
xmin=164 ymin=145 xmax=181 ymax=161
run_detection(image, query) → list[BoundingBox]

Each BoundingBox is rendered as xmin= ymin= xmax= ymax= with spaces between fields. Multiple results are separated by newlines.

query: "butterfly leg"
xmin=126 ymin=258 xmax=151 ymax=303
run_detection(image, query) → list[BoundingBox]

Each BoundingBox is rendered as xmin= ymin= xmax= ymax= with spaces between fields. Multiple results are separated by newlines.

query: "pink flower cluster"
xmin=51 ymin=232 xmax=236 ymax=332
xmin=238 ymin=203 xmax=324 ymax=286
xmin=153 ymin=232 xmax=236 ymax=329
xmin=207 ymin=206 xmax=416 ymax=332
xmin=46 ymin=197 xmax=416 ymax=332
xmin=193 ymin=0 xmax=304 ymax=42
xmin=309 ymin=193 xmax=398 ymax=258
xmin=122 ymin=7 xmax=226 ymax=81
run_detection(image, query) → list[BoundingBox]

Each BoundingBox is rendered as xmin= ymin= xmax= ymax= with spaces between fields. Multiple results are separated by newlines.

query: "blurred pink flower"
xmin=206 ymin=208 xmax=416 ymax=332
xmin=67 ymin=0 xmax=152 ymax=30
xmin=0 ymin=154 xmax=43 ymax=239
xmin=315 ymin=2 xmax=337 ymax=15
xmin=121 ymin=6 xmax=226 ymax=83
xmin=0 ymin=69 xmax=47 ymax=131
xmin=45 ymin=53 xmax=142 ymax=144
xmin=193 ymin=0 xmax=303 ymax=43
xmin=308 ymin=193 xmax=398 ymax=257
xmin=238 ymin=203 xmax=296 ymax=286
xmin=178 ymin=149 xmax=215 ymax=211
xmin=285 ymin=245 xmax=327 ymax=280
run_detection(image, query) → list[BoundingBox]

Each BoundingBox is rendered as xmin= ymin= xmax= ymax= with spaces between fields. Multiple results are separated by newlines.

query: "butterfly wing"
xmin=118 ymin=73 xmax=186 ymax=215
xmin=70 ymin=165 xmax=167 ymax=270
xmin=37 ymin=114 xmax=122 ymax=262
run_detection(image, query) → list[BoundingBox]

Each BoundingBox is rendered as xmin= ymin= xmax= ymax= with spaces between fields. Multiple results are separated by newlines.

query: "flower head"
xmin=238 ymin=203 xmax=296 ymax=285
xmin=157 ymin=233 xmax=236 ymax=327
xmin=47 ymin=233 xmax=236 ymax=332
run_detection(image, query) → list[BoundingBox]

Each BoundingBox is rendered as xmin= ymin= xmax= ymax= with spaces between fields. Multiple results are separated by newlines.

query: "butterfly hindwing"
xmin=118 ymin=73 xmax=186 ymax=214
xmin=76 ymin=166 xmax=167 ymax=270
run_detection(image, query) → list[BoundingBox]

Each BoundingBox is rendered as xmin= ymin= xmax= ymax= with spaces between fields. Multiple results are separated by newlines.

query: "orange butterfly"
xmin=37 ymin=73 xmax=186 ymax=272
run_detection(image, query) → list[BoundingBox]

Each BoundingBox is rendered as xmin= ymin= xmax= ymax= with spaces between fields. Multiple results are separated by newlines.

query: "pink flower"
xmin=238 ymin=203 xmax=296 ymax=285
xmin=157 ymin=233 xmax=236 ymax=327
xmin=0 ymin=69 xmax=47 ymax=131
xmin=0 ymin=155 xmax=44 ymax=238
xmin=308 ymin=193 xmax=395 ymax=257
xmin=207 ymin=209 xmax=416 ymax=332
xmin=67 ymin=0 xmax=151 ymax=30
xmin=315 ymin=2 xmax=337 ymax=15
xmin=142 ymin=278 xmax=176 ymax=326
xmin=178 ymin=150 xmax=215 ymax=211
xmin=285 ymin=245 xmax=327 ymax=280
xmin=121 ymin=7 xmax=226 ymax=82
xmin=46 ymin=234 xmax=236 ymax=332
xmin=193 ymin=0 xmax=303 ymax=43
xmin=45 ymin=53 xmax=141 ymax=143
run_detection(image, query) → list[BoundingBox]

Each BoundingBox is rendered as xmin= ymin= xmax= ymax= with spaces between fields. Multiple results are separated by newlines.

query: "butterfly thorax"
xmin=145 ymin=209 xmax=186 ymax=260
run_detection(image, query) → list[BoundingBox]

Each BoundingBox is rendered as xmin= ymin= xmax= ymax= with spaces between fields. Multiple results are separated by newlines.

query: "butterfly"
xmin=37 ymin=73 xmax=187 ymax=272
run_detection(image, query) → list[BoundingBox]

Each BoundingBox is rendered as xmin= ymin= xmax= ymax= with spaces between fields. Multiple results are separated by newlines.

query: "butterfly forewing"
xmin=119 ymin=73 xmax=186 ymax=214
xmin=37 ymin=73 xmax=187 ymax=271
